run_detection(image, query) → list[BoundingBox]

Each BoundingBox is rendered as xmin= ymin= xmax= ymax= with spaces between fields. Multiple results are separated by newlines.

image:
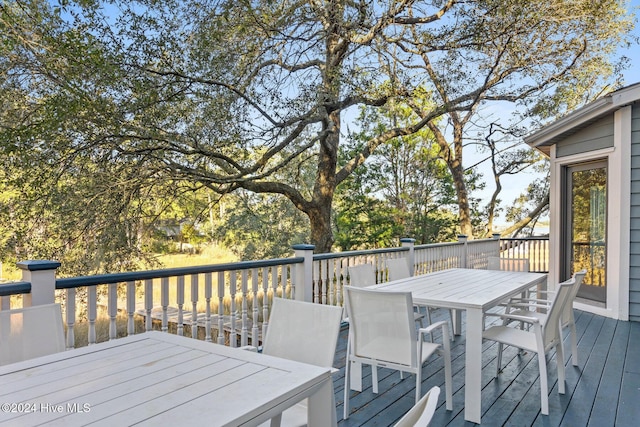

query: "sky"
xmin=479 ymin=0 xmax=640 ymax=227
xmin=622 ymin=1 xmax=640 ymax=85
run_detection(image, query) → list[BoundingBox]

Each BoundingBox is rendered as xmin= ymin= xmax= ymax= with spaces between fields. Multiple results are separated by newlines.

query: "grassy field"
xmin=154 ymin=244 xmax=238 ymax=269
xmin=1 ymin=243 xmax=238 ymax=282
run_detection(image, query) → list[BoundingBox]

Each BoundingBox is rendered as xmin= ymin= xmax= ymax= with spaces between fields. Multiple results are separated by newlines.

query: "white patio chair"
xmin=482 ymin=276 xmax=577 ymax=415
xmin=487 ymin=256 xmax=530 ymax=272
xmin=394 ymin=386 xmax=440 ymax=427
xmin=386 ymin=257 xmax=453 ymax=340
xmin=485 ymin=256 xmax=532 ymax=330
xmin=0 ymin=303 xmax=65 ymax=366
xmin=504 ymin=269 xmax=587 ymax=366
xmin=343 ymin=286 xmax=452 ymax=420
xmin=347 ymin=263 xmax=377 ymax=287
xmin=259 ymin=297 xmax=343 ymax=427
xmin=348 ymin=262 xmax=425 ymax=325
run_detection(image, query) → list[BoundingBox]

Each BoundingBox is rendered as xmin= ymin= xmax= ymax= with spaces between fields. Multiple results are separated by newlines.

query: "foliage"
xmin=334 ymin=99 xmax=460 ymax=250
xmin=0 ymin=0 xmax=634 ymax=267
xmin=212 ymin=190 xmax=310 ymax=260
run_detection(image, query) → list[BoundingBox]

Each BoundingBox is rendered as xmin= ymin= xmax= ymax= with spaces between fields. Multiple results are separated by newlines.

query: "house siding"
xmin=555 ymin=115 xmax=614 ymax=157
xmin=629 ymin=104 xmax=640 ymax=321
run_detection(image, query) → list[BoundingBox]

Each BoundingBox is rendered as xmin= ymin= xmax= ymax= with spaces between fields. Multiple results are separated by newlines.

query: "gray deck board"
xmin=333 ymin=309 xmax=640 ymax=426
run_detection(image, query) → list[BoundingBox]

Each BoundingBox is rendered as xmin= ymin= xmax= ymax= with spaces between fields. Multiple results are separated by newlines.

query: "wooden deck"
xmin=332 ymin=308 xmax=640 ymax=426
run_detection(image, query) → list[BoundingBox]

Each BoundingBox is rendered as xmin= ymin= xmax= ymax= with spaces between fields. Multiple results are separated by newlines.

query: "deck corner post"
xmin=400 ymin=238 xmax=416 ymax=276
xmin=292 ymin=244 xmax=315 ymax=302
xmin=458 ymin=235 xmax=468 ymax=268
xmin=17 ymin=260 xmax=61 ymax=307
xmin=492 ymin=232 xmax=502 ymax=256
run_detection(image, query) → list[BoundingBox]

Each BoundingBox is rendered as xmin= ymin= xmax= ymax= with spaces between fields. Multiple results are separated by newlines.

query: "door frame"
xmin=548 ymin=106 xmax=632 ymax=320
xmin=562 ymin=160 xmax=608 ymax=302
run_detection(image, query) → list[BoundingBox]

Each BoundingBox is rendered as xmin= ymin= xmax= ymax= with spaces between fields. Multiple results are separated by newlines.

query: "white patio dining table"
xmin=0 ymin=331 xmax=336 ymax=427
xmin=368 ymin=267 xmax=548 ymax=424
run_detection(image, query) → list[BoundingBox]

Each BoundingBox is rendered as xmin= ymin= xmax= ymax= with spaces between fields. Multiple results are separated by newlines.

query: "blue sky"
xmin=480 ymin=0 xmax=639 ymax=226
xmin=622 ymin=0 xmax=640 ymax=85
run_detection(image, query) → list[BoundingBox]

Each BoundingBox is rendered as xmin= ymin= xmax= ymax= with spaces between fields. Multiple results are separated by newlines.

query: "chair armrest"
xmin=509 ymin=296 xmax=551 ymax=303
xmin=506 ymin=301 xmax=550 ymax=310
xmin=484 ymin=311 xmax=541 ymax=324
xmin=418 ymin=320 xmax=450 ymax=341
xmin=510 ymin=291 xmax=555 ymax=303
xmin=419 ymin=320 xmax=448 ymax=336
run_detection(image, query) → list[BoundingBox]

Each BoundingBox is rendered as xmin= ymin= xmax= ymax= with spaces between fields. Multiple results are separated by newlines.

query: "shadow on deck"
xmin=332 ymin=308 xmax=640 ymax=426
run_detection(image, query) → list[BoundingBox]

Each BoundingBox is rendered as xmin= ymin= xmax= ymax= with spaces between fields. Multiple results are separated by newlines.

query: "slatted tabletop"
xmin=0 ymin=331 xmax=335 ymax=426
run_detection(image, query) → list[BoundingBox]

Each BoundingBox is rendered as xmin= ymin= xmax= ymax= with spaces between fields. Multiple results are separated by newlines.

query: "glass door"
xmin=564 ymin=161 xmax=607 ymax=303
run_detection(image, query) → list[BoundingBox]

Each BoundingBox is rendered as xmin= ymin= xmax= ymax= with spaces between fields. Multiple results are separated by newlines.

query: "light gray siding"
xmin=629 ymin=104 xmax=640 ymax=321
xmin=556 ymin=115 xmax=614 ymax=157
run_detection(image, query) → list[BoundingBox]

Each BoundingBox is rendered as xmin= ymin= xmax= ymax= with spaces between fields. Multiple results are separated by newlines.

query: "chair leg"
xmin=372 ymin=365 xmax=379 ymax=394
xmin=496 ymin=343 xmax=504 ymax=376
xmin=447 ymin=309 xmax=454 ymax=340
xmin=426 ymin=307 xmax=435 ymax=342
xmin=415 ymin=367 xmax=422 ymax=404
xmin=269 ymin=413 xmax=282 ymax=427
xmin=343 ymin=346 xmax=351 ymax=419
xmin=570 ymin=321 xmax=578 ymax=366
xmin=537 ymin=349 xmax=549 ymax=415
xmin=443 ymin=334 xmax=453 ymax=410
xmin=556 ymin=342 xmax=566 ymax=395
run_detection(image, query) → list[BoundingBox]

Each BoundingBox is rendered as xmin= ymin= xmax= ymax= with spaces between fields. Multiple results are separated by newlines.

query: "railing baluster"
xmin=240 ymin=269 xmax=248 ymax=347
xmin=251 ymin=268 xmax=259 ymax=346
xmin=261 ymin=266 xmax=269 ymax=341
xmin=161 ymin=277 xmax=169 ymax=333
xmin=177 ymin=275 xmax=185 ymax=336
xmin=282 ymin=265 xmax=289 ymax=299
xmin=126 ymin=281 xmax=135 ymax=336
xmin=205 ymin=272 xmax=212 ymax=342
xmin=319 ymin=259 xmax=326 ymax=303
xmin=229 ymin=270 xmax=237 ymax=347
xmin=145 ymin=278 xmax=153 ymax=332
xmin=191 ymin=273 xmax=199 ymax=339
xmin=328 ymin=258 xmax=335 ymax=305
xmin=108 ymin=282 xmax=117 ymax=340
xmin=66 ymin=288 xmax=75 ymax=349
xmin=217 ymin=271 xmax=225 ymax=345
xmin=88 ymin=285 xmax=96 ymax=345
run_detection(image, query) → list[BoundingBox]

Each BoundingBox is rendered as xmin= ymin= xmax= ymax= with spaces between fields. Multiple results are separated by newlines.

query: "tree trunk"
xmin=450 ymin=161 xmax=473 ymax=237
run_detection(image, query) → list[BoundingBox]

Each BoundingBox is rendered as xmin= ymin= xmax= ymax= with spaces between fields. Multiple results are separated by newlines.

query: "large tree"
xmin=1 ymin=0 xmax=633 ymax=255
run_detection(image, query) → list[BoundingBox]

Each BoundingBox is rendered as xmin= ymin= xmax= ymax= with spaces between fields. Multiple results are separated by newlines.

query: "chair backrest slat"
xmin=394 ymin=386 xmax=440 ymax=427
xmin=262 ymin=298 xmax=343 ymax=368
xmin=344 ymin=286 xmax=417 ymax=367
xmin=562 ymin=270 xmax=587 ymax=325
xmin=543 ymin=279 xmax=575 ymax=348
xmin=0 ymin=303 xmax=65 ymax=366
xmin=348 ymin=264 xmax=377 ymax=287
xmin=385 ymin=258 xmax=412 ymax=282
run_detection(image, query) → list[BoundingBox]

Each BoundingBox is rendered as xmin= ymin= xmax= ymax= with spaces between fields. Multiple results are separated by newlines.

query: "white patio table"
xmin=0 ymin=331 xmax=336 ymax=427
xmin=368 ymin=268 xmax=548 ymax=424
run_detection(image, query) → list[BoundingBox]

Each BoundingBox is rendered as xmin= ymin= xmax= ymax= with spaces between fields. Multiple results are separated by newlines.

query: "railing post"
xmin=293 ymin=244 xmax=315 ymax=302
xmin=458 ymin=235 xmax=468 ymax=268
xmin=17 ymin=260 xmax=60 ymax=307
xmin=492 ymin=233 xmax=501 ymax=256
xmin=400 ymin=238 xmax=416 ymax=276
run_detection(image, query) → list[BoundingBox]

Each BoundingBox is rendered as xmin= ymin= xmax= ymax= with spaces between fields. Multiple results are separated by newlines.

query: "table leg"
xmin=452 ymin=309 xmax=462 ymax=335
xmin=307 ymin=375 xmax=337 ymax=427
xmin=465 ymin=308 xmax=483 ymax=424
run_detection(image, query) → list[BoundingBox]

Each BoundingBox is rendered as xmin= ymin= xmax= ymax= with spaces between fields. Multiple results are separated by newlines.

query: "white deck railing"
xmin=0 ymin=235 xmax=509 ymax=348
